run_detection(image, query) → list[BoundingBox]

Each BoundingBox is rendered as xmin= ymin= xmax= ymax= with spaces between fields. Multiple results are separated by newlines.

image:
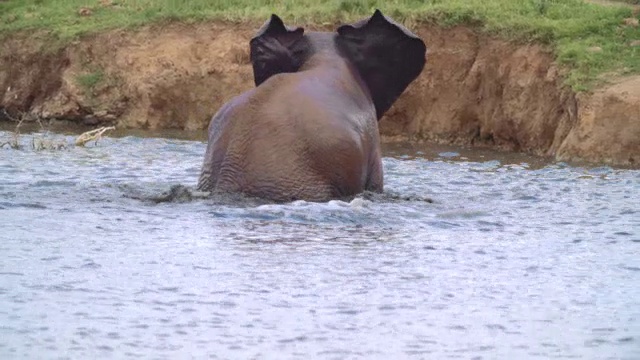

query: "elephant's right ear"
xmin=249 ymin=14 xmax=306 ymax=86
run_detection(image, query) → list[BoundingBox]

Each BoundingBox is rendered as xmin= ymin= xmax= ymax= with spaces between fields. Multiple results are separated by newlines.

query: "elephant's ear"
xmin=336 ymin=10 xmax=427 ymax=119
xmin=249 ymin=14 xmax=306 ymax=86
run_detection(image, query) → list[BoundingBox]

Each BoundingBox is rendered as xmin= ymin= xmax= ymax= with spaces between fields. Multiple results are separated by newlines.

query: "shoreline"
xmin=1 ymin=2 xmax=639 ymax=167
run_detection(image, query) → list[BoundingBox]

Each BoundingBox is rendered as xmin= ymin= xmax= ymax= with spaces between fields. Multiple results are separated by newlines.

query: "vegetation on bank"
xmin=0 ymin=0 xmax=639 ymax=91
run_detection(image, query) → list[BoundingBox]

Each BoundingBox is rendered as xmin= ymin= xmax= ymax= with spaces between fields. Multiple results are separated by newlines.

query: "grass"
xmin=76 ymin=70 xmax=104 ymax=91
xmin=0 ymin=0 xmax=639 ymax=91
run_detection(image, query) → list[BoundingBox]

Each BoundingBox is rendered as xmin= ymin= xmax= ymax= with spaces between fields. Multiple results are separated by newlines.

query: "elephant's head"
xmin=249 ymin=10 xmax=427 ymax=119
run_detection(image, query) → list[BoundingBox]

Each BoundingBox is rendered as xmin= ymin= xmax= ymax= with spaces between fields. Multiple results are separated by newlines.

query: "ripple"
xmin=615 ymin=231 xmax=633 ymax=236
xmin=620 ymin=266 xmax=640 ymax=272
xmin=40 ymin=256 xmax=62 ymax=261
xmin=158 ymin=287 xmax=179 ymax=293
xmin=0 ymin=202 xmax=47 ymax=209
xmin=31 ymin=180 xmax=76 ymax=187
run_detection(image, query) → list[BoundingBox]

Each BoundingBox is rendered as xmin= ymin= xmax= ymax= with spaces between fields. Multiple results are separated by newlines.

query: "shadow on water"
xmin=382 ymin=141 xmax=554 ymax=169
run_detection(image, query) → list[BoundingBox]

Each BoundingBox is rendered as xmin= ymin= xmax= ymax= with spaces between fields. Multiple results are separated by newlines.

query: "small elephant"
xmin=197 ymin=10 xmax=426 ymax=202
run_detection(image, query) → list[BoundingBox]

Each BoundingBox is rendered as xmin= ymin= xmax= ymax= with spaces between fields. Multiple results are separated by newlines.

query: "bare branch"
xmin=75 ymin=126 xmax=116 ymax=147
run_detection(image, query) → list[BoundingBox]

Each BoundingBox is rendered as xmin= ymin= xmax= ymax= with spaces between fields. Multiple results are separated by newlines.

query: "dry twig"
xmin=75 ymin=126 xmax=116 ymax=147
xmin=0 ymin=109 xmax=24 ymax=149
xmin=2 ymin=110 xmax=115 ymax=150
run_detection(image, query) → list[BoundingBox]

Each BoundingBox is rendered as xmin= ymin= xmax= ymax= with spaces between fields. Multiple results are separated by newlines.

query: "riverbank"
xmin=1 ymin=0 xmax=639 ymax=166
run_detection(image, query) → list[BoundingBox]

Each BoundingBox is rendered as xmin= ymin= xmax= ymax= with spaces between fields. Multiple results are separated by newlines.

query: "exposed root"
xmin=0 ymin=109 xmax=24 ymax=149
xmin=75 ymin=126 xmax=115 ymax=147
xmin=1 ymin=110 xmax=115 ymax=150
xmin=0 ymin=133 xmax=21 ymax=149
xmin=31 ymin=116 xmax=68 ymax=151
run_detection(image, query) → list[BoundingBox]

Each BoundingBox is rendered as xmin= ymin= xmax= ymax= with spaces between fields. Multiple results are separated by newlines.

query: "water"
xmin=1 ymin=130 xmax=639 ymax=359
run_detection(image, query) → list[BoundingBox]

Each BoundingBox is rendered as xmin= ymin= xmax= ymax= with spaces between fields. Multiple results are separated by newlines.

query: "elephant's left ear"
xmin=250 ymin=14 xmax=307 ymax=86
xmin=336 ymin=10 xmax=427 ymax=119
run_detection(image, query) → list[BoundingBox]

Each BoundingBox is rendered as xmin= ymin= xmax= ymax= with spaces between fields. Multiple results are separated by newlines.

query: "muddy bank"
xmin=1 ymin=22 xmax=638 ymax=166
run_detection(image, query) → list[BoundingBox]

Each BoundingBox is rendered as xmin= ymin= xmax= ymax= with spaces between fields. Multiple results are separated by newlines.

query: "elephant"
xmin=197 ymin=10 xmax=426 ymax=202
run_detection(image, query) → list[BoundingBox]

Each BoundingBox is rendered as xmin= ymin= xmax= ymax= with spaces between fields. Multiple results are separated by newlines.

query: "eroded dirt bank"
xmin=1 ymin=22 xmax=638 ymax=166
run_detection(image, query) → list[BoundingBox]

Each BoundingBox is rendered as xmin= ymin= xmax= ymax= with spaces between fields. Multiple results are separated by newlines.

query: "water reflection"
xmin=0 ymin=130 xmax=639 ymax=359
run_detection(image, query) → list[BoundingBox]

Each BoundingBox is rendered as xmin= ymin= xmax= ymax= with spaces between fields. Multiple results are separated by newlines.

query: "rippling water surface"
xmin=1 ymin=130 xmax=639 ymax=359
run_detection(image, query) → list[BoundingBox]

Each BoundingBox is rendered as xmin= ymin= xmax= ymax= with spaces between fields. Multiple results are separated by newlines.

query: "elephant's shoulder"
xmin=208 ymin=90 xmax=255 ymax=134
xmin=215 ymin=91 xmax=256 ymax=118
xmin=226 ymin=90 xmax=256 ymax=111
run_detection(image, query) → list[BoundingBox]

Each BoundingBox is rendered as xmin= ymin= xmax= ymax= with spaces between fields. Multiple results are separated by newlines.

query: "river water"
xmin=1 ymin=129 xmax=639 ymax=359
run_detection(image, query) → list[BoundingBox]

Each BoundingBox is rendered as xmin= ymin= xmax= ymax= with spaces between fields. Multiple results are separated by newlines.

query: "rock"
xmin=83 ymin=115 xmax=100 ymax=125
xmin=586 ymin=46 xmax=603 ymax=53
xmin=630 ymin=40 xmax=640 ymax=47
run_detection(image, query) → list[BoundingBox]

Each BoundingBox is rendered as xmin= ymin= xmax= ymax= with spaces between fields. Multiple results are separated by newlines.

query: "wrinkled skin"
xmin=197 ymin=10 xmax=427 ymax=202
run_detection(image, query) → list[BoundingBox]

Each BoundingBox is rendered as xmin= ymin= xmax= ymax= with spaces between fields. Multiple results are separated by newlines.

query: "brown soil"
xmin=557 ymin=76 xmax=640 ymax=165
xmin=1 ymin=21 xmax=638 ymax=166
xmin=380 ymin=26 xmax=578 ymax=158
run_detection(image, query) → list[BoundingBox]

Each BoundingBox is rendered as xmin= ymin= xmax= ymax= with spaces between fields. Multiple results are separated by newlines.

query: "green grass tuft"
xmin=76 ymin=70 xmax=104 ymax=91
xmin=1 ymin=0 xmax=639 ymax=91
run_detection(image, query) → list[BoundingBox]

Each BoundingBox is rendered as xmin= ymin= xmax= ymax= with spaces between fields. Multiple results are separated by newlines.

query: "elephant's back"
xmin=213 ymin=72 xmax=376 ymax=200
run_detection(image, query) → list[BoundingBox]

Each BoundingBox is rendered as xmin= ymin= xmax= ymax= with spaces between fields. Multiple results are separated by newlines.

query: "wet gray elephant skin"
xmin=197 ymin=10 xmax=427 ymax=202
